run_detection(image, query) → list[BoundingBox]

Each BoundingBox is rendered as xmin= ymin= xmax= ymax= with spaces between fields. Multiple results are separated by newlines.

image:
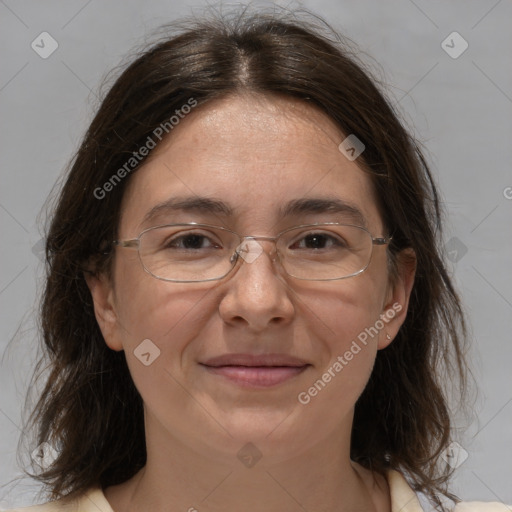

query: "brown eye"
xmin=290 ymin=232 xmax=346 ymax=250
xmin=165 ymin=233 xmax=215 ymax=250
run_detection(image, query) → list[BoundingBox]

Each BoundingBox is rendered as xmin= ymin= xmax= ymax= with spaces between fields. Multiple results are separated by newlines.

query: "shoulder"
xmin=386 ymin=469 xmax=511 ymax=512
xmin=4 ymin=487 xmax=114 ymax=512
xmin=453 ymin=503 xmax=512 ymax=511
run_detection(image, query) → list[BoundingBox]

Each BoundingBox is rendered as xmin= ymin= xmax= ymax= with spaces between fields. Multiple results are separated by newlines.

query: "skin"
xmin=86 ymin=92 xmax=416 ymax=512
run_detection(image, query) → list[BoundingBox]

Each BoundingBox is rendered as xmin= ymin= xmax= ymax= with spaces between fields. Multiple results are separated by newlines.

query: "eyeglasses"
xmin=112 ymin=222 xmax=392 ymax=283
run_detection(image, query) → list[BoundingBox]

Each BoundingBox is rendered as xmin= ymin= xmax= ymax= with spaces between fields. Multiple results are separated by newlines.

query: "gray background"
xmin=1 ymin=0 xmax=511 ymax=508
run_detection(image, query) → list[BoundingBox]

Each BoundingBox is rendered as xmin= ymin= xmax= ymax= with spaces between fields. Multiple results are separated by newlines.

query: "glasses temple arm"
xmin=372 ymin=236 xmax=392 ymax=245
xmin=112 ymin=239 xmax=139 ymax=249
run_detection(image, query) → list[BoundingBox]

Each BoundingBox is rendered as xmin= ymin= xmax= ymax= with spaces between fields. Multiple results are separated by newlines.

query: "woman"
xmin=7 ymin=7 xmax=509 ymax=512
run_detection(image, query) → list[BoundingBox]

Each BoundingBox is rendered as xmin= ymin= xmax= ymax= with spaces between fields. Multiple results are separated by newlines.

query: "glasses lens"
xmin=138 ymin=225 xmax=237 ymax=282
xmin=137 ymin=224 xmax=373 ymax=282
xmin=278 ymin=224 xmax=372 ymax=280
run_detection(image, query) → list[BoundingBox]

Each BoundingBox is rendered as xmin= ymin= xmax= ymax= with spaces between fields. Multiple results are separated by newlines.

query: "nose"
xmin=218 ymin=239 xmax=295 ymax=331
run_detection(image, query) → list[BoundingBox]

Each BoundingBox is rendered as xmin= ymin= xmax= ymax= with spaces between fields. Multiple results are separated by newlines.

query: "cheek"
xmin=112 ymin=254 xmax=216 ymax=376
xmin=113 ymin=272 xmax=222 ymax=433
xmin=306 ymin=266 xmax=388 ymax=353
xmin=296 ymin=268 xmax=389 ymax=408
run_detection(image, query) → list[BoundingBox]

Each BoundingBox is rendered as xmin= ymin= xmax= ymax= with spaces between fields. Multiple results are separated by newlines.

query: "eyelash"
xmin=164 ymin=231 xmax=346 ymax=250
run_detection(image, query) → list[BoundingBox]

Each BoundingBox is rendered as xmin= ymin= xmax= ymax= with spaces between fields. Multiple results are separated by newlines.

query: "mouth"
xmin=199 ymin=354 xmax=310 ymax=388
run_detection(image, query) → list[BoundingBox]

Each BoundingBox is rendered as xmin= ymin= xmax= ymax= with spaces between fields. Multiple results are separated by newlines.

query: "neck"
xmin=104 ymin=410 xmax=390 ymax=512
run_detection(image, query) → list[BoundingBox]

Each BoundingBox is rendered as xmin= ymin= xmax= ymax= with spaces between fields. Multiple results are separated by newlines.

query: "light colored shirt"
xmin=5 ymin=470 xmax=510 ymax=511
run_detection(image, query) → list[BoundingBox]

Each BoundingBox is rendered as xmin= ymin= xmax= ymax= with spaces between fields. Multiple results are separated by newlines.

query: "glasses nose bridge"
xmin=231 ymin=234 xmax=281 ymax=266
xmin=243 ymin=233 xmax=278 ymax=242
xmin=240 ymin=234 xmax=279 ymax=252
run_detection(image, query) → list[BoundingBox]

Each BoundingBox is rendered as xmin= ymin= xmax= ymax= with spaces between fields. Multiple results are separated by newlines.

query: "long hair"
xmin=22 ymin=6 xmax=468 ymax=508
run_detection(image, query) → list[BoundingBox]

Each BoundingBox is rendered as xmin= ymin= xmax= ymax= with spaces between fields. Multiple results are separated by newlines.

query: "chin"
xmin=195 ymin=407 xmax=326 ymax=464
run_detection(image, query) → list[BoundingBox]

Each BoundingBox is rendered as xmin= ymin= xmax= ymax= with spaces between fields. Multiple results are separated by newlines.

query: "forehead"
xmin=119 ymin=94 xmax=382 ymax=234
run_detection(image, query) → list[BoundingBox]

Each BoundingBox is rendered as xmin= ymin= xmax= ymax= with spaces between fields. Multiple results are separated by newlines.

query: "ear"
xmin=84 ymin=271 xmax=124 ymax=352
xmin=378 ymin=248 xmax=416 ymax=350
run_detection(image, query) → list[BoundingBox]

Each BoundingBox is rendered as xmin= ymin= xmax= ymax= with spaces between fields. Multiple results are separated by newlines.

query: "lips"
xmin=202 ymin=353 xmax=308 ymax=367
xmin=200 ymin=353 xmax=310 ymax=388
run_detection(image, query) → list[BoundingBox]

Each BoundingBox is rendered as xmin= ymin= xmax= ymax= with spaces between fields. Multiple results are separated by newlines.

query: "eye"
xmin=162 ymin=230 xmax=222 ymax=250
xmin=290 ymin=231 xmax=347 ymax=250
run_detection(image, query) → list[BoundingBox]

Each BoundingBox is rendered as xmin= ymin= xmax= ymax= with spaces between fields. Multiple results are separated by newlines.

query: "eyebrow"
xmin=140 ymin=195 xmax=368 ymax=228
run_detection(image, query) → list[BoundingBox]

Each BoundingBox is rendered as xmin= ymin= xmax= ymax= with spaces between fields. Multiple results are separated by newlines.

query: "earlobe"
xmin=84 ymin=271 xmax=124 ymax=352
xmin=378 ymin=248 xmax=416 ymax=349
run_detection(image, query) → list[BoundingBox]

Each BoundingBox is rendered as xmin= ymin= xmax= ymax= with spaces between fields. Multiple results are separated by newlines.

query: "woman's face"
xmin=88 ymin=93 xmax=413 ymax=466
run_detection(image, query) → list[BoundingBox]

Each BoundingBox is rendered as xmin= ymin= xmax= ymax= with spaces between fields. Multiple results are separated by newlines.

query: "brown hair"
xmin=22 ymin=6 xmax=468 ymax=509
